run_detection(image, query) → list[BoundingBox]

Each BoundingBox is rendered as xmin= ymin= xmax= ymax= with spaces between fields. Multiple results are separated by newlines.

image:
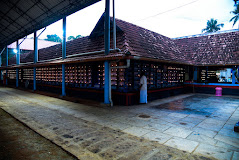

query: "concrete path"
xmin=0 ymin=87 xmax=238 ymax=160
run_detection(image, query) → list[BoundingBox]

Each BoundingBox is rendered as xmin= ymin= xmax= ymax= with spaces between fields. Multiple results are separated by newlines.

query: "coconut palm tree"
xmin=202 ymin=18 xmax=224 ymax=33
xmin=230 ymin=4 xmax=239 ymax=28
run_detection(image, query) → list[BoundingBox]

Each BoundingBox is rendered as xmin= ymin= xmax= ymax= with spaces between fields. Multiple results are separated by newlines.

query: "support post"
xmin=62 ymin=64 xmax=66 ymax=96
xmin=232 ymin=66 xmax=236 ymax=84
xmin=0 ymin=51 xmax=1 ymax=67
xmin=113 ymin=0 xmax=116 ymax=50
xmin=237 ymin=66 xmax=239 ymax=83
xmin=205 ymin=66 xmax=208 ymax=83
xmin=104 ymin=0 xmax=110 ymax=104
xmin=193 ymin=66 xmax=197 ymax=82
xmin=33 ymin=31 xmax=38 ymax=91
xmin=16 ymin=40 xmax=20 ymax=88
xmin=104 ymin=61 xmax=110 ymax=104
xmin=62 ymin=17 xmax=66 ymax=96
xmin=0 ymin=51 xmax=2 ymax=81
xmin=16 ymin=40 xmax=20 ymax=65
xmin=6 ymin=47 xmax=8 ymax=85
xmin=16 ymin=68 xmax=19 ymax=87
xmin=34 ymin=32 xmax=38 ymax=63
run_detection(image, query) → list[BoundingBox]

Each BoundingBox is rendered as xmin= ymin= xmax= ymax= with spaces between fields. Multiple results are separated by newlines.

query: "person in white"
xmin=139 ymin=72 xmax=147 ymax=103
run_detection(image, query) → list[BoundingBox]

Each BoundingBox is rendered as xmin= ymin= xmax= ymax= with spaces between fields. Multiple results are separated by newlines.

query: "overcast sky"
xmin=35 ymin=0 xmax=237 ymax=40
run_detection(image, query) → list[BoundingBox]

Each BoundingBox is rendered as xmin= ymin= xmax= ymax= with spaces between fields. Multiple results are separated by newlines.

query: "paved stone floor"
xmin=0 ymin=87 xmax=238 ymax=160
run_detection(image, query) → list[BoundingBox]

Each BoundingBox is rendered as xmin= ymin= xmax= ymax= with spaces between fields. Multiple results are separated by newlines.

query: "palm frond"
xmin=230 ymin=4 xmax=239 ymax=27
xmin=218 ymin=23 xmax=224 ymax=27
xmin=230 ymin=16 xmax=236 ymax=22
xmin=233 ymin=15 xmax=239 ymax=26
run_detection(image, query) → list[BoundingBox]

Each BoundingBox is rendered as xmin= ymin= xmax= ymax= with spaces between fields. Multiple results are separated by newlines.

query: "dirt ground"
xmin=0 ymin=108 xmax=77 ymax=160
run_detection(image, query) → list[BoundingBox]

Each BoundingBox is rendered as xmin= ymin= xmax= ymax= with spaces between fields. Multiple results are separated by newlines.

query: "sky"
xmin=34 ymin=0 xmax=237 ymax=40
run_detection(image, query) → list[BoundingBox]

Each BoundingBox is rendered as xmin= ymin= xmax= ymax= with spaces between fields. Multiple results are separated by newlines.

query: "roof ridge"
xmin=114 ymin=18 xmax=171 ymax=40
xmin=173 ymin=29 xmax=239 ymax=40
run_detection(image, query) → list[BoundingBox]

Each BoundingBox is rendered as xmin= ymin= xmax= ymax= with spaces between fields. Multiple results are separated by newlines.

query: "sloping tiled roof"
xmin=114 ymin=19 xmax=193 ymax=64
xmin=9 ymin=31 xmax=127 ymax=65
xmin=174 ymin=30 xmax=239 ymax=66
xmin=9 ymin=15 xmax=190 ymax=66
xmin=7 ymin=15 xmax=239 ymax=66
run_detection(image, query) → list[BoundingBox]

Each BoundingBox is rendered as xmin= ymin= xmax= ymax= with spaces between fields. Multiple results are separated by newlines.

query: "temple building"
xmin=0 ymin=15 xmax=239 ymax=105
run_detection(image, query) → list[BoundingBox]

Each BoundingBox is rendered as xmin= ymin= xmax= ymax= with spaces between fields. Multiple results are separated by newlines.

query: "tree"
xmin=45 ymin=34 xmax=62 ymax=42
xmin=230 ymin=3 xmax=239 ymax=28
xmin=67 ymin=36 xmax=75 ymax=41
xmin=202 ymin=18 xmax=224 ymax=33
xmin=67 ymin=35 xmax=82 ymax=41
xmin=76 ymin=35 xmax=82 ymax=39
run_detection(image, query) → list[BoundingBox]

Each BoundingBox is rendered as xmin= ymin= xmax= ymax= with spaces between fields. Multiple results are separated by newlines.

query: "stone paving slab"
xmin=187 ymin=132 xmax=218 ymax=145
xmin=194 ymin=144 xmax=233 ymax=160
xmin=232 ymin=152 xmax=239 ymax=160
xmin=163 ymin=126 xmax=193 ymax=138
xmin=123 ymin=126 xmax=151 ymax=137
xmin=179 ymin=116 xmax=204 ymax=124
xmin=215 ymin=141 xmax=239 ymax=152
xmin=192 ymin=127 xmax=218 ymax=138
xmin=218 ymin=128 xmax=239 ymax=139
xmin=1 ymin=87 xmax=239 ymax=160
xmin=143 ymin=123 xmax=171 ymax=132
xmin=142 ymin=130 xmax=172 ymax=144
xmin=164 ymin=137 xmax=199 ymax=153
xmin=214 ymin=134 xmax=239 ymax=148
xmin=174 ymin=120 xmax=198 ymax=129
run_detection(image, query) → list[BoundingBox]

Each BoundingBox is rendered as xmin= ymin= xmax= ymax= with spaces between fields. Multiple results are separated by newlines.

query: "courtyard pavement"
xmin=0 ymin=87 xmax=238 ymax=160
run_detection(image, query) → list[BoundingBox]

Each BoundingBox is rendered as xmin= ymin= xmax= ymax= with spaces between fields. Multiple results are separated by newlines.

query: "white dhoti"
xmin=140 ymin=90 xmax=147 ymax=103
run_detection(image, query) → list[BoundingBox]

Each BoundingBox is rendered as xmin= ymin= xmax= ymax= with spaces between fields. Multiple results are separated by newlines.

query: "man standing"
xmin=139 ymin=71 xmax=147 ymax=103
